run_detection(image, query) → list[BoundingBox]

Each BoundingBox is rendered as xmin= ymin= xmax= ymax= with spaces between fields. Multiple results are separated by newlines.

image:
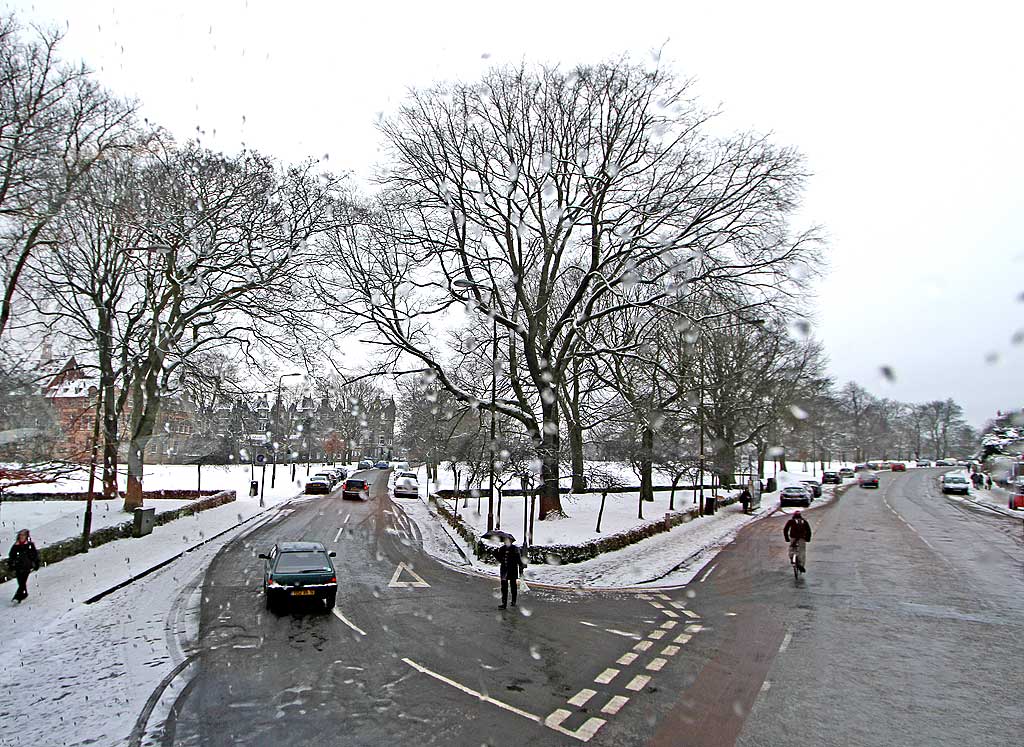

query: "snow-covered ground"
xmin=401 ymin=467 xmax=842 ymax=588
xmin=1 ymin=462 xmax=346 ymax=551
xmin=0 ymin=498 xmax=192 ymax=550
xmin=936 ymin=468 xmax=1023 ymax=517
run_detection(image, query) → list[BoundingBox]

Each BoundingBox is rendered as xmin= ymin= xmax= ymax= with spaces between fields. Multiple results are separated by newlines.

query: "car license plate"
xmin=292 ymin=589 xmax=315 ymax=596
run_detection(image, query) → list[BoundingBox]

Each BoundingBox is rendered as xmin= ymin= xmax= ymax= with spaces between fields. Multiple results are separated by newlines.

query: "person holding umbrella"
xmin=484 ymin=531 xmax=526 ymax=610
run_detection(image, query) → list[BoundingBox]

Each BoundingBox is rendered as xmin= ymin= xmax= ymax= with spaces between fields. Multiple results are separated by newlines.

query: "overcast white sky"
xmin=8 ymin=0 xmax=1023 ymax=425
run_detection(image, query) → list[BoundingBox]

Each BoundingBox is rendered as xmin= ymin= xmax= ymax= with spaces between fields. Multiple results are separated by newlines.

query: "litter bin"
xmin=132 ymin=507 xmax=156 ymax=538
xmin=765 ymin=477 xmax=777 ymax=493
xmin=250 ymin=480 xmax=259 ymax=497
xmin=703 ymin=496 xmax=716 ymax=515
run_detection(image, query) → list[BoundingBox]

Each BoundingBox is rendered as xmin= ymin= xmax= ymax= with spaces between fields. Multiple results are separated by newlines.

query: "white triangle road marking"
xmin=388 ymin=561 xmax=430 ymax=588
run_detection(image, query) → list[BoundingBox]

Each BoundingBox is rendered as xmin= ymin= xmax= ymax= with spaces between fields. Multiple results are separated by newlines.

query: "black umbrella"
xmin=481 ymin=530 xmax=516 ymax=544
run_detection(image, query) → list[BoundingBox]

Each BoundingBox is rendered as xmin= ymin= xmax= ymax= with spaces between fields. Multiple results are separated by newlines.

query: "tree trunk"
xmin=715 ymin=439 xmax=737 ymax=489
xmin=538 ymin=401 xmax=564 ymax=519
xmin=123 ymin=368 xmax=162 ymax=510
xmin=639 ymin=423 xmax=654 ymax=502
xmin=567 ymin=419 xmax=587 ymax=493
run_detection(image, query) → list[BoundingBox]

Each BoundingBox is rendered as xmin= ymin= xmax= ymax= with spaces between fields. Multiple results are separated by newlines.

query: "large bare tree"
xmin=323 ymin=59 xmax=818 ymax=519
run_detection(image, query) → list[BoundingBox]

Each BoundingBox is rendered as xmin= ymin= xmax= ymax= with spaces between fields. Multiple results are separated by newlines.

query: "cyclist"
xmin=784 ymin=510 xmax=812 ymax=573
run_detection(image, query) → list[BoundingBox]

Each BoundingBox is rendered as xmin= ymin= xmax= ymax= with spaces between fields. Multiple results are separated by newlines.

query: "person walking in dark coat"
xmin=739 ymin=487 xmax=752 ymax=514
xmin=495 ymin=536 xmax=526 ymax=610
xmin=9 ymin=529 xmax=40 ymax=603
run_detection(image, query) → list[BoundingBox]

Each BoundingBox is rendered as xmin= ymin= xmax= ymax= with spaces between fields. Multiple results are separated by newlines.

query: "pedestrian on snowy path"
xmin=985 ymin=474 xmax=992 ymax=490
xmin=495 ymin=536 xmax=526 ymax=610
xmin=8 ymin=529 xmax=40 ymax=603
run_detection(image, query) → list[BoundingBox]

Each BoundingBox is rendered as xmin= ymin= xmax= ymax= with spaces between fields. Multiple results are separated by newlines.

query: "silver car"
xmin=780 ymin=485 xmax=812 ymax=507
xmin=940 ymin=474 xmax=969 ymax=495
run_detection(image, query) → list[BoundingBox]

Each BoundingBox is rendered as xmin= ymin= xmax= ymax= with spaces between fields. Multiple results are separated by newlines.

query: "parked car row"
xmin=393 ymin=471 xmax=420 ymax=498
xmin=305 ymin=466 xmax=349 ymax=494
xmin=940 ymin=474 xmax=970 ymax=495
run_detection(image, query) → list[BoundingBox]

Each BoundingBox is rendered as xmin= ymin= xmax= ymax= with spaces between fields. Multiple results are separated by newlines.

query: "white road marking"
xmin=580 ymin=621 xmax=597 ymax=627
xmin=649 ymin=601 xmax=665 ymax=609
xmin=661 ymin=645 xmax=680 ymax=656
xmin=760 ymin=680 xmax=772 ymax=693
xmin=633 ymin=640 xmax=653 ymax=652
xmin=343 ymin=513 xmax=351 ymax=524
xmin=683 ymin=610 xmax=700 ymax=619
xmin=685 ymin=624 xmax=703 ymax=633
xmin=334 ymin=526 xmax=343 ymax=542
xmin=601 ymin=695 xmax=630 ymax=715
xmin=594 ymin=668 xmax=620 ymax=684
xmin=698 ymin=563 xmax=718 ymax=583
xmin=545 ymin=709 xmax=571 ymax=728
xmin=669 ymin=601 xmax=687 ymax=610
xmin=403 ymin=658 xmax=542 ymax=724
xmin=645 ymin=657 xmax=667 ymax=672
xmin=674 ymin=633 xmax=692 ymax=644
xmin=660 ymin=609 xmax=679 ymax=618
xmin=778 ymin=631 xmax=792 ymax=653
xmin=331 ymin=608 xmax=367 ymax=636
xmin=544 ymin=709 xmax=606 ymax=742
xmin=568 ymin=689 xmax=597 ymax=707
xmin=625 ymin=674 xmax=651 ymax=691
xmin=648 ymin=630 xmax=666 ymax=640
xmin=725 ymin=612 xmax=737 ymax=617
xmin=573 ymin=718 xmax=607 ymax=741
xmin=388 ymin=561 xmax=430 ymax=588
xmin=616 ymin=652 xmax=639 ymax=666
xmin=605 ymin=628 xmax=642 ymax=639
xmin=660 ymin=621 xmax=677 ymax=630
xmin=656 ymin=593 xmax=671 ymax=601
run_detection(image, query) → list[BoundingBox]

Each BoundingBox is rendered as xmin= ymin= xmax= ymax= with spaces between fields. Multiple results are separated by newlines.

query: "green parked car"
xmin=259 ymin=541 xmax=338 ymax=612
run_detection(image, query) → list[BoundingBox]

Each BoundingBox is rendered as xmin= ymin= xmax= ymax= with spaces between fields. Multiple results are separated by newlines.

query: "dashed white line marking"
xmin=660 ymin=621 xmax=678 ymax=630
xmin=698 ymin=563 xmax=718 ymax=583
xmin=683 ymin=610 xmax=700 ymax=619
xmin=573 ymin=718 xmax=607 ymax=741
xmin=625 ymin=674 xmax=651 ymax=691
xmin=601 ymin=695 xmax=630 ymax=715
xmin=331 ymin=608 xmax=367 ymax=636
xmin=594 ymin=668 xmax=620 ymax=684
xmin=661 ymin=645 xmax=680 ymax=656
xmin=580 ymin=621 xmax=597 ymax=627
xmin=545 ymin=709 xmax=571 ymax=728
xmin=649 ymin=601 xmax=665 ymax=609
xmin=568 ymin=689 xmax=597 ymax=707
xmin=648 ymin=630 xmax=666 ymax=640
xmin=656 ymin=593 xmax=670 ymax=601
xmin=669 ymin=601 xmax=686 ymax=610
xmin=334 ymin=526 xmax=343 ymax=542
xmin=778 ymin=631 xmax=792 ymax=653
xmin=660 ymin=609 xmax=679 ymax=618
xmin=645 ymin=657 xmax=667 ymax=672
xmin=616 ymin=652 xmax=639 ymax=666
xmin=605 ymin=628 xmax=642 ymax=639
xmin=685 ymin=624 xmax=704 ymax=633
xmin=633 ymin=641 xmax=653 ymax=652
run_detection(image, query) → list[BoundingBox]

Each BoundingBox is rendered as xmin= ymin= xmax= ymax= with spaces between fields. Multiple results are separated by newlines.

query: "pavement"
xmin=139 ymin=466 xmax=1024 ymax=745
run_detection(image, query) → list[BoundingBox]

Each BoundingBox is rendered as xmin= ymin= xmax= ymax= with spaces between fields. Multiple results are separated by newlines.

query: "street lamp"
xmin=451 ymin=277 xmax=498 ymax=532
xmin=272 ymin=372 xmax=303 ymax=488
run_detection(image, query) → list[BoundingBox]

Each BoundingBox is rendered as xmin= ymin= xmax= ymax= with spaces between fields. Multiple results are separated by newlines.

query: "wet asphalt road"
xmin=165 ymin=468 xmax=1024 ymax=746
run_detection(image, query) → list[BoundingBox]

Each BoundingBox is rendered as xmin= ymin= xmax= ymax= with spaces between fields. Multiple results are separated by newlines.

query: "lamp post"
xmin=272 ymin=372 xmax=302 ymax=488
xmin=452 ymin=277 xmax=499 ymax=533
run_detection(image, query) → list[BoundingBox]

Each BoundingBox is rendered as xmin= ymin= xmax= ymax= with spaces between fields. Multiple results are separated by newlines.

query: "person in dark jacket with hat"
xmin=9 ymin=529 xmax=41 ymax=603
xmin=494 ymin=536 xmax=526 ymax=610
xmin=784 ymin=511 xmax=812 ymax=573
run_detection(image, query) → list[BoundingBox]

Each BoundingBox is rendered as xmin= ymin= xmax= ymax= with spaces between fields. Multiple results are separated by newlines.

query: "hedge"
xmin=0 ymin=490 xmax=236 ymax=583
xmin=430 ymin=490 xmax=740 ymax=566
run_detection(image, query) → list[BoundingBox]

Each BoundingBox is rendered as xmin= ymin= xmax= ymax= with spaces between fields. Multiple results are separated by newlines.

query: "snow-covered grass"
xmin=0 ymin=462 xmax=351 ymax=550
xmin=0 ymin=498 xmax=192 ymax=550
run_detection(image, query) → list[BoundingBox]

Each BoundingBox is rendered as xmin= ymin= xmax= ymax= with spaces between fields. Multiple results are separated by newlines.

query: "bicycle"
xmin=789 ymin=541 xmax=805 ymax=580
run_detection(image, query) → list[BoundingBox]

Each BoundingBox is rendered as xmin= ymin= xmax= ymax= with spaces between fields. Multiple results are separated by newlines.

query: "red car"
xmin=890 ymin=462 xmax=906 ymax=472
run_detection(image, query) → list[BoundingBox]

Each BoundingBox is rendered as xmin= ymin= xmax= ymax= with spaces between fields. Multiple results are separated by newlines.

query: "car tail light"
xmin=329 ymin=576 xmax=336 ymax=584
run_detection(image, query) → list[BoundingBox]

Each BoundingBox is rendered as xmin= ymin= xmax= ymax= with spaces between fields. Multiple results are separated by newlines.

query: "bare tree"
xmin=324 ymin=59 xmax=818 ymax=520
xmin=0 ymin=17 xmax=135 ymax=340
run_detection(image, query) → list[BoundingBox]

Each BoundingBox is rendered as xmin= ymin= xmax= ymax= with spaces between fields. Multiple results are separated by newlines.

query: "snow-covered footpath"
xmin=0 ymin=464 xmax=332 ymax=747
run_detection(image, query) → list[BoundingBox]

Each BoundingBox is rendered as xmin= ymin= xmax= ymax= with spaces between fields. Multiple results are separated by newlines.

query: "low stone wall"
xmin=430 ymin=490 xmax=740 ymax=566
xmin=2 ymin=489 xmax=224 ymax=502
xmin=0 ymin=490 xmax=236 ymax=583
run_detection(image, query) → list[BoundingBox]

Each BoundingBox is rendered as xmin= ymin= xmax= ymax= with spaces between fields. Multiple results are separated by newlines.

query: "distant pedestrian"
xmin=985 ymin=474 xmax=992 ymax=490
xmin=495 ymin=536 xmax=526 ymax=610
xmin=739 ymin=487 xmax=752 ymax=514
xmin=8 ymin=529 xmax=40 ymax=603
